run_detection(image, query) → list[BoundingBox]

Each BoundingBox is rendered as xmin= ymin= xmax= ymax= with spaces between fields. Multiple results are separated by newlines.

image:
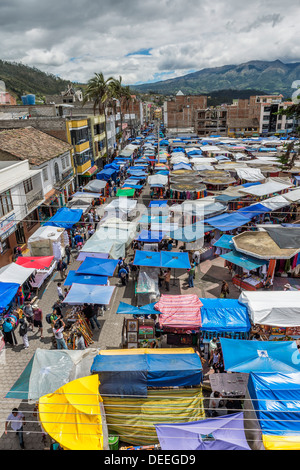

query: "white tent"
xmin=148 ymin=175 xmax=168 ymax=186
xmin=260 ymin=195 xmax=290 ymax=211
xmin=236 ymin=168 xmax=265 ymax=182
xmin=200 ymin=146 xmax=221 ymax=153
xmin=239 ymin=291 xmax=300 ymax=327
xmin=284 ymin=188 xmax=300 ymax=202
xmin=0 ymin=263 xmax=35 ymax=285
xmin=239 ymin=179 xmax=293 ymax=197
xmin=28 ymin=225 xmax=66 ymax=259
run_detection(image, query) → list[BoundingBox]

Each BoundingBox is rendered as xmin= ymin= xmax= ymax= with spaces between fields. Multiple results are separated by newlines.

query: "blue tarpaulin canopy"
xmin=104 ymin=163 xmax=119 ymax=170
xmin=169 ymin=223 xmax=205 ymax=242
xmin=135 ymin=230 xmax=166 ymax=243
xmin=116 ymin=301 xmax=159 ymax=316
xmin=96 ymin=168 xmax=117 ymax=181
xmin=200 ymin=298 xmax=251 ymax=332
xmin=221 ymin=338 xmax=300 ymax=373
xmin=247 ymin=371 xmax=300 ymax=448
xmin=173 ymin=163 xmax=192 ymax=171
xmin=213 ymin=235 xmax=234 ymax=250
xmin=64 ymin=270 xmax=108 ymax=287
xmin=220 ymin=250 xmax=268 ymax=271
xmin=139 ymin=215 xmax=168 ymax=225
xmin=91 ymin=351 xmax=202 ymax=396
xmin=204 ymin=212 xmax=252 ymax=231
xmin=133 ymin=250 xmax=191 ymax=269
xmin=0 ymin=282 xmax=20 ymax=312
xmin=64 ymin=284 xmax=115 ymax=305
xmin=237 ymin=203 xmax=270 ymax=218
xmin=149 ymin=200 xmax=168 ymax=207
xmin=44 ymin=208 xmax=83 ymax=229
xmin=76 ymin=258 xmax=118 ymax=276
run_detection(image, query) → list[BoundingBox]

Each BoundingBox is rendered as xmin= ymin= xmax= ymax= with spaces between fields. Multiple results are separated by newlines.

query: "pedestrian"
xmin=19 ymin=318 xmax=29 ymax=349
xmin=23 ymin=301 xmax=34 ymax=331
xmin=158 ymin=269 xmax=165 ymax=288
xmin=164 ymin=268 xmax=171 ymax=291
xmin=57 ymin=282 xmax=64 ymax=301
xmin=32 ymin=304 xmax=44 ymax=339
xmin=53 ymin=319 xmax=68 ymax=350
xmin=88 ymin=224 xmax=95 ymax=238
xmin=2 ymin=317 xmax=15 ymax=346
xmin=83 ymin=303 xmax=101 ymax=330
xmin=57 ymin=259 xmax=67 ymax=280
xmin=5 ymin=408 xmax=26 ymax=449
xmin=129 ymin=258 xmax=138 ymax=282
xmin=76 ymin=332 xmax=86 ymax=350
xmin=119 ymin=266 xmax=128 ymax=286
xmin=208 ymin=391 xmax=223 ymax=418
xmin=65 ymin=244 xmax=71 ymax=265
xmin=193 ymin=250 xmax=200 ymax=266
xmin=187 ymin=263 xmax=196 ymax=288
xmin=220 ymin=281 xmax=229 ymax=298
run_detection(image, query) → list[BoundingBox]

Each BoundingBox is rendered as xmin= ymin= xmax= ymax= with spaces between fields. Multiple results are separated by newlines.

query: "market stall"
xmin=27 ymin=225 xmax=67 ymax=260
xmin=15 ymin=256 xmax=57 ymax=290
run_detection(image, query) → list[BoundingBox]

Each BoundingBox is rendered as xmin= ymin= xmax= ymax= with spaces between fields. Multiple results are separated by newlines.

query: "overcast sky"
xmin=0 ymin=0 xmax=299 ymax=85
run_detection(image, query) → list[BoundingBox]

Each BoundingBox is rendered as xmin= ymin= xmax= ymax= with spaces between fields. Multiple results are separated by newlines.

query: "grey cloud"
xmin=239 ymin=13 xmax=284 ymax=33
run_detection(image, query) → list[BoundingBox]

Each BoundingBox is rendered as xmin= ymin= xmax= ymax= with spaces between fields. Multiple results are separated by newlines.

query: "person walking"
xmin=19 ymin=318 xmax=29 ymax=349
xmin=164 ymin=268 xmax=171 ymax=291
xmin=76 ymin=332 xmax=86 ymax=350
xmin=118 ymin=266 xmax=128 ymax=286
xmin=53 ymin=319 xmax=68 ymax=350
xmin=2 ymin=318 xmax=15 ymax=346
xmin=32 ymin=304 xmax=44 ymax=339
xmin=57 ymin=282 xmax=64 ymax=301
xmin=220 ymin=281 xmax=230 ymax=298
xmin=83 ymin=304 xmax=101 ymax=330
xmin=187 ymin=263 xmax=196 ymax=288
xmin=65 ymin=244 xmax=71 ymax=265
xmin=57 ymin=259 xmax=67 ymax=280
xmin=23 ymin=301 xmax=34 ymax=332
xmin=5 ymin=408 xmax=26 ymax=449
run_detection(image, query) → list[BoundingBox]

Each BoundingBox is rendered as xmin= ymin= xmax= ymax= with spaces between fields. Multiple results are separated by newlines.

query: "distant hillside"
xmin=206 ymin=89 xmax=267 ymax=106
xmin=0 ymin=60 xmax=71 ymax=99
xmin=132 ymin=60 xmax=300 ymax=97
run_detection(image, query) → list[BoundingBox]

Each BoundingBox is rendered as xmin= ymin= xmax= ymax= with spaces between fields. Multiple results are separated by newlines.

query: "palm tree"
xmin=122 ymin=86 xmax=135 ymax=137
xmin=83 ymin=72 xmax=114 ymax=115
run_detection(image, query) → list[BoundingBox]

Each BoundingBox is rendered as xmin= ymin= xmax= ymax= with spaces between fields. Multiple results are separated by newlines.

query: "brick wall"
xmin=166 ymin=95 xmax=207 ymax=129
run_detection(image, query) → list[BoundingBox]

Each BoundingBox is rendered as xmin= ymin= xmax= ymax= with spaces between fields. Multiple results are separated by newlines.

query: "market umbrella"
xmin=39 ymin=375 xmax=107 ymax=450
xmin=15 ymin=256 xmax=54 ymax=270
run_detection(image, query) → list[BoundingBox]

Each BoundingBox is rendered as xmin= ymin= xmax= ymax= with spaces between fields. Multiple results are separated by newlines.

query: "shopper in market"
xmin=52 ymin=319 xmax=68 ymax=350
xmin=5 ymin=408 xmax=26 ymax=449
xmin=23 ymin=301 xmax=34 ymax=332
xmin=220 ymin=280 xmax=230 ymax=298
xmin=19 ymin=318 xmax=29 ymax=349
xmin=164 ymin=268 xmax=171 ymax=291
xmin=2 ymin=317 xmax=15 ymax=346
xmin=83 ymin=303 xmax=101 ymax=330
xmin=32 ymin=304 xmax=44 ymax=339
xmin=57 ymin=259 xmax=67 ymax=280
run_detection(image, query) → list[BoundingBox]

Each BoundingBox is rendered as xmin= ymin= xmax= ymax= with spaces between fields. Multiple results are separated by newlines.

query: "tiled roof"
xmin=0 ymin=126 xmax=72 ymax=165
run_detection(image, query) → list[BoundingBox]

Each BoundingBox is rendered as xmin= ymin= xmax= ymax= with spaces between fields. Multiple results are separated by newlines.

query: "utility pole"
xmin=157 ymin=117 xmax=160 ymax=164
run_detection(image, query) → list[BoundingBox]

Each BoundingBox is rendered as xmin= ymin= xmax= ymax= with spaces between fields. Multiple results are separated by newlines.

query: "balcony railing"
xmin=26 ymin=189 xmax=44 ymax=212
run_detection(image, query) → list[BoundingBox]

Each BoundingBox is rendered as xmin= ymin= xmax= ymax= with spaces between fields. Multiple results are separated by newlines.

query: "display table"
xmin=232 ymin=275 xmax=263 ymax=291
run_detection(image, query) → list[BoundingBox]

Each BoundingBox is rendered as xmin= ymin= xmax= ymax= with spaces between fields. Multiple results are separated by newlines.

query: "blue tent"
xmin=187 ymin=150 xmax=202 ymax=156
xmin=139 ymin=215 xmax=168 ymax=225
xmin=204 ymin=212 xmax=252 ymax=231
xmin=220 ymin=250 xmax=268 ymax=271
xmin=237 ymin=203 xmax=270 ymax=218
xmin=161 ymin=251 xmax=191 ymax=269
xmin=220 ymin=338 xmax=300 ymax=373
xmin=45 ymin=208 xmax=83 ymax=229
xmin=135 ymin=230 xmax=166 ymax=243
xmin=64 ymin=284 xmax=115 ymax=305
xmin=64 ymin=270 xmax=108 ymax=287
xmin=104 ymin=163 xmax=119 ymax=170
xmin=96 ymin=168 xmax=117 ymax=181
xmin=242 ymin=182 xmax=262 ymax=188
xmin=76 ymin=258 xmax=118 ymax=276
xmin=91 ymin=351 xmax=202 ymax=396
xmin=149 ymin=200 xmax=168 ymax=208
xmin=247 ymin=372 xmax=300 ymax=449
xmin=200 ymin=298 xmax=251 ymax=332
xmin=169 ymin=223 xmax=205 ymax=242
xmin=122 ymin=184 xmax=143 ymax=190
xmin=0 ymin=282 xmax=20 ymax=312
xmin=133 ymin=250 xmax=191 ymax=269
xmin=116 ymin=301 xmax=159 ymax=316
xmin=173 ymin=163 xmax=192 ymax=171
xmin=213 ymin=235 xmax=234 ymax=250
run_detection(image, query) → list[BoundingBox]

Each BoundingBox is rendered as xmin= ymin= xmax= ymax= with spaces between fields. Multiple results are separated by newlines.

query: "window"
xmin=42 ymin=167 xmax=48 ymax=181
xmin=26 ymin=209 xmax=39 ymax=231
xmin=0 ymin=190 xmax=13 ymax=218
xmin=0 ymin=238 xmax=10 ymax=254
xmin=62 ymin=156 xmax=66 ymax=170
xmin=23 ymin=178 xmax=33 ymax=194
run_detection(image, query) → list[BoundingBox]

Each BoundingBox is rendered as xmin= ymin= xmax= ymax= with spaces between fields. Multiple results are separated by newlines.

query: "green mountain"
xmin=0 ymin=60 xmax=71 ymax=99
xmin=132 ymin=60 xmax=300 ymax=97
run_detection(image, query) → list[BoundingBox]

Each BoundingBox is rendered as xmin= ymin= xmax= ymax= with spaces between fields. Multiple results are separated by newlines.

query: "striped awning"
xmin=83 ymin=165 xmax=98 ymax=177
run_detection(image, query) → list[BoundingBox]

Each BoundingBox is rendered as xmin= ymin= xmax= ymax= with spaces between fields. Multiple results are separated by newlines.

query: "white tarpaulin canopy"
xmin=201 ymin=146 xmax=221 ymax=153
xmin=0 ymin=263 xmax=35 ymax=285
xmin=148 ymin=175 xmax=168 ymax=186
xmin=260 ymin=195 xmax=290 ymax=211
xmin=239 ymin=179 xmax=292 ymax=196
xmin=284 ymin=188 xmax=300 ymax=202
xmin=239 ymin=291 xmax=300 ymax=327
xmin=236 ymin=168 xmax=265 ymax=182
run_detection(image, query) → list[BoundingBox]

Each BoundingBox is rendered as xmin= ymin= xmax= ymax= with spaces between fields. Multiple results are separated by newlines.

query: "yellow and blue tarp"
xmin=248 ymin=372 xmax=300 ymax=450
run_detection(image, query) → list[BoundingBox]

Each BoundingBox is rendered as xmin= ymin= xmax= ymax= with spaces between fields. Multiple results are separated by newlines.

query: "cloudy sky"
xmin=0 ymin=0 xmax=299 ymax=85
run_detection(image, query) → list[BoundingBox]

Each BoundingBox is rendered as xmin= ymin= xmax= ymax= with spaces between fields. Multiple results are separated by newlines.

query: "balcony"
xmin=26 ymin=189 xmax=44 ymax=212
xmin=75 ymin=140 xmax=90 ymax=153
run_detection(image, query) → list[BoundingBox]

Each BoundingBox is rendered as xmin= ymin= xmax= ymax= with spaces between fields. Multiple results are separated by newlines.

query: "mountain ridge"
xmin=131 ymin=60 xmax=300 ymax=96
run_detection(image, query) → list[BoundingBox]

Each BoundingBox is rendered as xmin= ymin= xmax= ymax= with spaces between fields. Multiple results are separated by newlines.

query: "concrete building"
xmin=164 ymin=94 xmax=207 ymax=132
xmin=0 ymin=159 xmax=44 ymax=266
xmin=0 ymin=126 xmax=74 ymax=222
xmin=195 ymin=106 xmax=228 ymax=136
xmin=258 ymin=97 xmax=297 ymax=136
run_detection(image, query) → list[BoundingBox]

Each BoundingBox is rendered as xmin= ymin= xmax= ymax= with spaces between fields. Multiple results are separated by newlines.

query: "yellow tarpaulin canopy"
xmin=39 ymin=375 xmax=107 ymax=450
